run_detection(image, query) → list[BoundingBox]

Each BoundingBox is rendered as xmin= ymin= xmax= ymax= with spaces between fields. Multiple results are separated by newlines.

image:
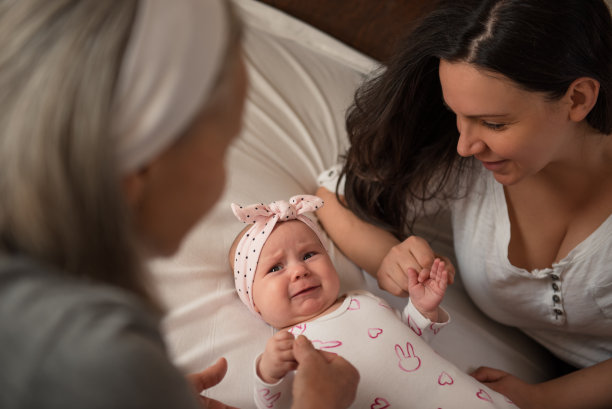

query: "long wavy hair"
xmin=341 ymin=0 xmax=612 ymax=239
xmin=0 ymin=0 xmax=242 ymax=308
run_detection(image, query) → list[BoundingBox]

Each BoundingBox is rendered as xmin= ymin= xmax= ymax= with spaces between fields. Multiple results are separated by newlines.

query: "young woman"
xmin=316 ymin=1 xmax=612 ymax=408
xmin=0 ymin=1 xmax=357 ymax=408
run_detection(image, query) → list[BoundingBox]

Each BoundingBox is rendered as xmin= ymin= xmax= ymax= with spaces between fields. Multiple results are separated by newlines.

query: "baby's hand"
xmin=407 ymin=258 xmax=448 ymax=322
xmin=257 ymin=330 xmax=297 ymax=384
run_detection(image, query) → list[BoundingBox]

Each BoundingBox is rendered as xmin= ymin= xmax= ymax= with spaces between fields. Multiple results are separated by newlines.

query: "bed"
xmin=150 ymin=1 xmax=560 ymax=407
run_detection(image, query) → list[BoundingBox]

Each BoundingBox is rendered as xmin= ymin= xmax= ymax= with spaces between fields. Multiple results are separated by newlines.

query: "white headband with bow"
xmin=231 ymin=195 xmax=329 ymax=315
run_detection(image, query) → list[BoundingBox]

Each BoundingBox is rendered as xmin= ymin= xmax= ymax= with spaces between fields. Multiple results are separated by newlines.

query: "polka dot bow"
xmin=230 ymin=195 xmax=329 ymax=316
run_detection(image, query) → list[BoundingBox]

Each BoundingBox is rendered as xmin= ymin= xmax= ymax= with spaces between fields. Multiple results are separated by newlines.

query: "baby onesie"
xmin=253 ymin=290 xmax=516 ymax=409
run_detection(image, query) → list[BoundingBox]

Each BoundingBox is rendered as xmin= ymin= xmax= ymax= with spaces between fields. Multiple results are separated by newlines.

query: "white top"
xmin=452 ymin=166 xmax=612 ymax=368
xmin=254 ymin=291 xmax=516 ymax=409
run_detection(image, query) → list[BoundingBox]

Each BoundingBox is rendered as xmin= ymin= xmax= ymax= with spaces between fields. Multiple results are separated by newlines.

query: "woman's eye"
xmin=482 ymin=121 xmax=506 ymax=131
xmin=269 ymin=265 xmax=282 ymax=273
xmin=303 ymin=252 xmax=316 ymax=261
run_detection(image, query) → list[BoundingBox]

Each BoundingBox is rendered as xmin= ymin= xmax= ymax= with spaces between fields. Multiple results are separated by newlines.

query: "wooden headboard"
xmin=254 ymin=0 xmax=439 ymax=62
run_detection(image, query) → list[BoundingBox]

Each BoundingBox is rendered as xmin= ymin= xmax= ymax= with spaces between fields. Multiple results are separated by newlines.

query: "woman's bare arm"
xmin=316 ymin=186 xmax=398 ymax=276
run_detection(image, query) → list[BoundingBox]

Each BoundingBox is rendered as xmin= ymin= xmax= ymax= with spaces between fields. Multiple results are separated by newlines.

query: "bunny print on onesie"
xmin=253 ymin=291 xmax=517 ymax=409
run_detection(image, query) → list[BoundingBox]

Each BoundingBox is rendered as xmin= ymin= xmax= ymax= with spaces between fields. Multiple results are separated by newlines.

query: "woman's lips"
xmin=481 ymin=159 xmax=507 ymax=172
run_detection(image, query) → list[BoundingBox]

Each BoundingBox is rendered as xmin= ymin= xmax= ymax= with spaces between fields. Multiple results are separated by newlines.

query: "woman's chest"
xmin=452 ymin=182 xmax=612 ymax=328
xmin=504 ymin=178 xmax=612 ymax=271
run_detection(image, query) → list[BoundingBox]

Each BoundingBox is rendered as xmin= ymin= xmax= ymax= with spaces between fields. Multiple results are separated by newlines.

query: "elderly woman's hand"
xmin=186 ymin=358 xmax=238 ymax=409
xmin=291 ymin=335 xmax=359 ymax=409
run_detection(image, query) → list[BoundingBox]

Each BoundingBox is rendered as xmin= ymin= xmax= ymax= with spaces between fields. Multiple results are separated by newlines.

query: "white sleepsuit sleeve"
xmin=253 ymin=355 xmax=294 ymax=409
xmin=402 ymin=298 xmax=450 ymax=343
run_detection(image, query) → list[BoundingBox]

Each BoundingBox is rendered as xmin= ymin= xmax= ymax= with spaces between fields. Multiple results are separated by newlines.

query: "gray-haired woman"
xmin=0 ymin=1 xmax=358 ymax=408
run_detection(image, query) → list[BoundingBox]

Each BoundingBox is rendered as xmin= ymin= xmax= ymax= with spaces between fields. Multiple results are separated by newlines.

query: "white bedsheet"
xmin=150 ymin=1 xmax=559 ymax=407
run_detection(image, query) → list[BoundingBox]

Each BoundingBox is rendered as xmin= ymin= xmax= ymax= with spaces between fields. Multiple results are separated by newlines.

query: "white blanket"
xmin=150 ymin=1 xmax=559 ymax=407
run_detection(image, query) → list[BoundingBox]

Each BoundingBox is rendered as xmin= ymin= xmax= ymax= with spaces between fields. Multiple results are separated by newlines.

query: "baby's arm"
xmin=401 ymin=260 xmax=450 ymax=342
xmin=257 ymin=330 xmax=297 ymax=384
xmin=407 ymin=258 xmax=448 ymax=322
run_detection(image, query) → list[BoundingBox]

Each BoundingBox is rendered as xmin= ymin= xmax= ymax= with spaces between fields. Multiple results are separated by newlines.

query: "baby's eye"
xmin=269 ymin=265 xmax=282 ymax=273
xmin=303 ymin=252 xmax=316 ymax=261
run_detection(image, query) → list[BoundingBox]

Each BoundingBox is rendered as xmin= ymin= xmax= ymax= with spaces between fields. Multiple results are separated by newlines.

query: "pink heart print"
xmin=395 ymin=342 xmax=421 ymax=372
xmin=370 ymin=397 xmax=390 ymax=409
xmin=348 ymin=298 xmax=361 ymax=310
xmin=406 ymin=314 xmax=422 ymax=336
xmin=368 ymin=328 xmax=383 ymax=339
xmin=312 ymin=340 xmax=343 ymax=350
xmin=288 ymin=323 xmax=306 ymax=336
xmin=437 ymin=371 xmax=454 ymax=386
xmin=257 ymin=388 xmax=281 ymax=408
xmin=378 ymin=302 xmax=392 ymax=310
xmin=429 ymin=322 xmax=441 ymax=335
xmin=476 ymin=389 xmax=493 ymax=402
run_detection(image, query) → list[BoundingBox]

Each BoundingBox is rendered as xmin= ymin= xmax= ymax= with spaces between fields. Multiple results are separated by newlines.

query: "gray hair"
xmin=0 ymin=0 xmax=243 ymax=304
xmin=0 ymin=0 xmax=148 ymax=297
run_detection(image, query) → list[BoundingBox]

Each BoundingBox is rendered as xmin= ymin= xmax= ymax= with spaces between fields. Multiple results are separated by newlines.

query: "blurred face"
xmin=127 ymin=50 xmax=248 ymax=256
xmin=251 ymin=221 xmax=340 ymax=329
xmin=439 ymin=60 xmax=574 ymax=186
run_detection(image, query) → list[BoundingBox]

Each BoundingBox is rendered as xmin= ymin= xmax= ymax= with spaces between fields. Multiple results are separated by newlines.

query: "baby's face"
xmin=252 ymin=220 xmax=340 ymax=329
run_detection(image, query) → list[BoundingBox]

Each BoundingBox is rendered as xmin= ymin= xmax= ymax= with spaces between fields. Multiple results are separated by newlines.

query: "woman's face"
xmin=127 ymin=51 xmax=248 ymax=256
xmin=438 ymin=60 xmax=575 ymax=186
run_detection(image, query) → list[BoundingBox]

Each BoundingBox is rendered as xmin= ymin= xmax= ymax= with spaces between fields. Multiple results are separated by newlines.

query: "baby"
xmin=230 ymin=195 xmax=516 ymax=409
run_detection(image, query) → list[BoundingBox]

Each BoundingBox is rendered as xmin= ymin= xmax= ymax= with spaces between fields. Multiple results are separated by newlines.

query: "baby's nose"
xmin=290 ymin=263 xmax=309 ymax=280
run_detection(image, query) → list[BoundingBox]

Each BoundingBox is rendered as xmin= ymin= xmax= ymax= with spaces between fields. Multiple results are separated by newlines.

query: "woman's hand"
xmin=377 ymin=236 xmax=455 ymax=297
xmin=291 ymin=335 xmax=359 ymax=409
xmin=471 ymin=366 xmax=539 ymax=409
xmin=472 ymin=359 xmax=612 ymax=409
xmin=186 ymin=357 xmax=238 ymax=409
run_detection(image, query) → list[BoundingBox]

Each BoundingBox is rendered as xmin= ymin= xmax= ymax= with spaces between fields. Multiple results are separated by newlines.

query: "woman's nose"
xmin=456 ymin=119 xmax=485 ymax=157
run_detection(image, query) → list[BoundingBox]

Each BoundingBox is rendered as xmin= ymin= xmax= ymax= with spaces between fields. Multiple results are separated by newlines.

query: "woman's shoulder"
xmin=0 ymin=256 xmax=199 ymax=409
xmin=450 ymin=162 xmax=500 ymax=211
xmin=0 ymin=255 xmax=159 ymax=335
xmin=454 ymin=161 xmax=492 ymax=194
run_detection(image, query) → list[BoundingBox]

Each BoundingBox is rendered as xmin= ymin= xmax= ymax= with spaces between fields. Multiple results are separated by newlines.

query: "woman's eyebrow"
xmin=442 ymin=100 xmax=508 ymax=118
